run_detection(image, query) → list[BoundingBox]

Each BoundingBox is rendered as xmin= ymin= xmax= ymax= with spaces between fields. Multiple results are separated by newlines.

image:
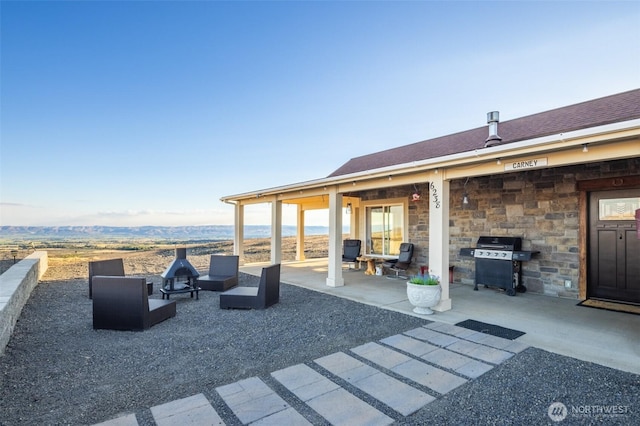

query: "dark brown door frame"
xmin=577 ymin=175 xmax=640 ymax=300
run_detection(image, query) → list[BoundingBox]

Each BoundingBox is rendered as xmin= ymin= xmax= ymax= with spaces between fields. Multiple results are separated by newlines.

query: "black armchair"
xmin=220 ymin=264 xmax=281 ymax=310
xmin=196 ymin=255 xmax=239 ymax=291
xmin=342 ymin=239 xmax=362 ymax=270
xmin=382 ymin=243 xmax=414 ymax=279
xmin=89 ymin=258 xmax=153 ymax=298
xmin=92 ymin=276 xmax=176 ymax=331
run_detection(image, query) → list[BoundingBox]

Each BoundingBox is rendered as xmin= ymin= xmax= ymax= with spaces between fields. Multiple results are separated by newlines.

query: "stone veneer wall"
xmin=358 ymin=158 xmax=639 ymax=298
xmin=0 ymin=251 xmax=48 ymax=355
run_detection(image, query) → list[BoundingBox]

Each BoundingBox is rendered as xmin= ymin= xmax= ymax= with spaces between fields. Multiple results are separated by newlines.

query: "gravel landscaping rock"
xmin=0 ymin=273 xmax=425 ymax=425
xmin=1 ymin=268 xmax=638 ymax=425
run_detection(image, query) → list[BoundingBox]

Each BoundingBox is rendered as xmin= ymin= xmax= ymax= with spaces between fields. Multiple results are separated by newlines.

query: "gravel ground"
xmin=1 ymin=272 xmax=638 ymax=425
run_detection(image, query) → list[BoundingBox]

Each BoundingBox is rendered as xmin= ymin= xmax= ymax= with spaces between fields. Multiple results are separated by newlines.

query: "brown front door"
xmin=588 ymin=189 xmax=640 ymax=303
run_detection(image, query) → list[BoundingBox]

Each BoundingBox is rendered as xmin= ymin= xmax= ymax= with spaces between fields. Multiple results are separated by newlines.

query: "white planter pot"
xmin=406 ymin=282 xmax=442 ymax=315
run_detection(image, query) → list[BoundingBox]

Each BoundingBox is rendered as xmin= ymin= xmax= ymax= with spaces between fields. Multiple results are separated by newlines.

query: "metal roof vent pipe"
xmin=484 ymin=111 xmax=502 ymax=147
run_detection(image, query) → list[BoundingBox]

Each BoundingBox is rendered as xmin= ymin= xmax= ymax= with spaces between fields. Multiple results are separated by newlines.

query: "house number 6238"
xmin=430 ymin=182 xmax=441 ymax=209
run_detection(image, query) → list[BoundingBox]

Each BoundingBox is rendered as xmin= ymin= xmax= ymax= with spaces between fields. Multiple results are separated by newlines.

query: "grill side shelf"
xmin=459 ymin=248 xmax=475 ymax=257
xmin=512 ymin=250 xmax=540 ymax=261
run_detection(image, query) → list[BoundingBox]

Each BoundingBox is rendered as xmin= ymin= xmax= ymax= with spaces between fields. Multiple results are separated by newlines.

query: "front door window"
xmin=598 ymin=197 xmax=640 ymax=220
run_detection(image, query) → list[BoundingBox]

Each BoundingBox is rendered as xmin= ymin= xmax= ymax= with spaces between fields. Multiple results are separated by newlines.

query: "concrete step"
xmin=93 ymin=324 xmax=528 ymax=425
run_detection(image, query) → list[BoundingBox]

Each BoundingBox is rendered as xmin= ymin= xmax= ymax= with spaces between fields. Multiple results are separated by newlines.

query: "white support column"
xmin=271 ymin=197 xmax=282 ymax=265
xmin=326 ymin=188 xmax=344 ymax=287
xmin=296 ymin=205 xmax=306 ymax=261
xmin=428 ymin=172 xmax=452 ymax=311
xmin=234 ymin=203 xmax=245 ymax=265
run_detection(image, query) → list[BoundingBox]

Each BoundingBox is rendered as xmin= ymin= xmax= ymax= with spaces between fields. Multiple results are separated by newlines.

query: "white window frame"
xmin=360 ymin=197 xmax=409 ymax=258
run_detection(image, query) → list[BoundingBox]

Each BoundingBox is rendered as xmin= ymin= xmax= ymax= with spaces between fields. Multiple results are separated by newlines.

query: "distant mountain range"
xmin=0 ymin=225 xmax=331 ymax=241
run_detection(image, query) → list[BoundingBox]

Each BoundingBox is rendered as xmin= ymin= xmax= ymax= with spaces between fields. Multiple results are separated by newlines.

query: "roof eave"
xmin=219 ymin=118 xmax=640 ymax=203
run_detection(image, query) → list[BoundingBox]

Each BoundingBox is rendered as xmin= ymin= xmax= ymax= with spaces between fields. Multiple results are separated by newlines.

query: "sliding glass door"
xmin=366 ymin=204 xmax=404 ymax=256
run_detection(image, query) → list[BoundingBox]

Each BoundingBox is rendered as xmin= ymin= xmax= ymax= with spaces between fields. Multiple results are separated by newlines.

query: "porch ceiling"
xmin=263 ymin=194 xmax=362 ymax=211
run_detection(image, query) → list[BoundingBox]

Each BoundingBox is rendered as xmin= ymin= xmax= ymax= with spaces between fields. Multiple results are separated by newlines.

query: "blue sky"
xmin=1 ymin=1 xmax=639 ymax=227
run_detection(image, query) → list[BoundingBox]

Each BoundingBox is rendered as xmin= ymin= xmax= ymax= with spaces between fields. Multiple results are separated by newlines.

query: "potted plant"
xmin=406 ymin=274 xmax=441 ymax=315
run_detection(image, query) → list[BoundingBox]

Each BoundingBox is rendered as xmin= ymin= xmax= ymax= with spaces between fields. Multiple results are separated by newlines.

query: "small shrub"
xmin=408 ymin=274 xmax=440 ymax=285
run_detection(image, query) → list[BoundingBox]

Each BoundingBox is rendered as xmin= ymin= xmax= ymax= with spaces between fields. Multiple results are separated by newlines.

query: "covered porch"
xmin=222 ymin=96 xmax=640 ymax=314
xmin=241 ymin=258 xmax=640 ymax=375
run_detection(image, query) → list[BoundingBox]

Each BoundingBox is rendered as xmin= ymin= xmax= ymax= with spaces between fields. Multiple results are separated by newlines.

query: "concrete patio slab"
xmin=93 ymin=413 xmax=139 ymax=426
xmin=351 ymin=342 xmax=467 ymax=394
xmin=241 ymin=259 xmax=640 ymax=375
xmin=314 ymin=352 xmax=434 ymax=416
xmin=216 ymin=377 xmax=292 ymax=425
xmin=272 ymin=363 xmax=393 ymax=426
xmin=150 ymin=394 xmax=224 ymax=426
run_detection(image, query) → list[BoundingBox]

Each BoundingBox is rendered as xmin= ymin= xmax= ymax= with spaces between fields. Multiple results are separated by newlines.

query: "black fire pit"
xmin=460 ymin=236 xmax=538 ymax=296
xmin=160 ymin=247 xmax=201 ymax=300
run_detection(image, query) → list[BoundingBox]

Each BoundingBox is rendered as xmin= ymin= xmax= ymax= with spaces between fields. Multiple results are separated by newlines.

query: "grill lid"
xmin=476 ymin=236 xmax=522 ymax=251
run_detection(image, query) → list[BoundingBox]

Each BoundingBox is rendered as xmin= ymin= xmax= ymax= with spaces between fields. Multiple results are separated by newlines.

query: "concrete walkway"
xmin=96 ymin=322 xmax=528 ymax=425
xmin=94 ymin=258 xmax=639 ymax=425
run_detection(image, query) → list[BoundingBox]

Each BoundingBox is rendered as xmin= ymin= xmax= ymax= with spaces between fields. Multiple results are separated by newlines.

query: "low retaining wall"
xmin=0 ymin=251 xmax=48 ymax=355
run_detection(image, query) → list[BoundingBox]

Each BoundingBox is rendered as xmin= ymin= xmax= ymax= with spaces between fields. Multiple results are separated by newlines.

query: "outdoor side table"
xmin=357 ymin=256 xmax=377 ymax=275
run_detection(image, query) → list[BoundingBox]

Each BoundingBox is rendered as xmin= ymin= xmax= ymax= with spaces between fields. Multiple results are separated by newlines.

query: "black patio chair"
xmin=92 ymin=276 xmax=176 ymax=331
xmin=342 ymin=239 xmax=362 ymax=270
xmin=382 ymin=242 xmax=414 ymax=279
xmin=88 ymin=258 xmax=153 ymax=298
xmin=220 ymin=264 xmax=281 ymax=310
xmin=196 ymin=255 xmax=239 ymax=291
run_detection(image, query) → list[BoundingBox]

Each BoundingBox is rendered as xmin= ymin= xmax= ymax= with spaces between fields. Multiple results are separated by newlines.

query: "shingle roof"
xmin=328 ymin=89 xmax=640 ymax=177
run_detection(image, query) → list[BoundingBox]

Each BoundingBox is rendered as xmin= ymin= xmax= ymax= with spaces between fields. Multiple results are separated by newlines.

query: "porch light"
xmin=462 ymin=176 xmax=470 ymax=207
xmin=346 ymin=203 xmax=352 ymax=214
xmin=412 ymin=184 xmax=421 ymax=201
xmin=496 ymin=158 xmax=502 ymax=165
xmin=582 ymin=144 xmax=589 ymax=153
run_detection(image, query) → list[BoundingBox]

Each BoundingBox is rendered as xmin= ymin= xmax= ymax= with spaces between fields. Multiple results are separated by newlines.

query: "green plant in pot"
xmin=408 ymin=274 xmax=440 ymax=286
xmin=406 ymin=273 xmax=441 ymax=314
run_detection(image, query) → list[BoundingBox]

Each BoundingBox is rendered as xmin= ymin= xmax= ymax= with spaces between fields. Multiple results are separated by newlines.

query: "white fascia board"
xmin=220 ymin=119 xmax=640 ymax=202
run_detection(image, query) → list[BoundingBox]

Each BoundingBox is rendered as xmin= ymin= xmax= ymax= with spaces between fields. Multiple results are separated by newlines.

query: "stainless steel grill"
xmin=460 ymin=236 xmax=538 ymax=296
